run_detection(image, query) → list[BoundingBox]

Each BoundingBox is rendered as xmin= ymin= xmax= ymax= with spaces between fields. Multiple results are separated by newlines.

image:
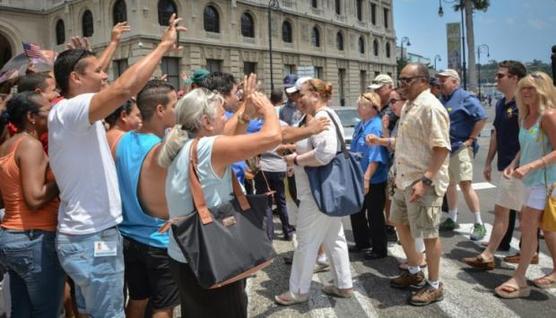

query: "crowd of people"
xmin=0 ymin=14 xmax=555 ymax=317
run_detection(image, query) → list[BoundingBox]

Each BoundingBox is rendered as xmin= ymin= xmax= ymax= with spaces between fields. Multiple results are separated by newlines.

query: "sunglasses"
xmin=398 ymin=76 xmax=423 ymax=85
xmin=360 ymin=95 xmax=380 ymax=112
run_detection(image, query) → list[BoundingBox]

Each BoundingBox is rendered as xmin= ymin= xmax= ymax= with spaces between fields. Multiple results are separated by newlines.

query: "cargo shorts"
xmin=390 ymin=184 xmax=443 ymax=239
xmin=448 ymin=146 xmax=474 ymax=183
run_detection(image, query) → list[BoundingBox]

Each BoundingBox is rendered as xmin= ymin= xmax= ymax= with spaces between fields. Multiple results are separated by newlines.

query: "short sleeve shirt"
xmin=350 ymin=116 xmax=389 ymax=184
xmin=48 ymin=93 xmax=122 ymax=234
xmin=394 ymin=89 xmax=451 ymax=196
xmin=493 ymin=97 xmax=520 ymax=171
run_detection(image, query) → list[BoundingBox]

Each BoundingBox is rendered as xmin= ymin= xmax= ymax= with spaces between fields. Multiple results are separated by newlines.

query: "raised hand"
xmin=111 ymin=22 xmax=131 ymax=43
xmin=66 ymin=36 xmax=91 ymax=50
xmin=160 ymin=14 xmax=188 ymax=52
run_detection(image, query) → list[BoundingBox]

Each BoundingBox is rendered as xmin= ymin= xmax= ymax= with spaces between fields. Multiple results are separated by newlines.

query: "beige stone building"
xmin=0 ymin=0 xmax=396 ymax=105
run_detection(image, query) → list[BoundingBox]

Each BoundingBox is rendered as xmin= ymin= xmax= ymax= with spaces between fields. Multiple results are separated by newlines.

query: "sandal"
xmin=494 ymin=283 xmax=530 ymax=299
xmin=274 ymin=291 xmax=309 ymax=306
xmin=532 ymin=274 xmax=556 ymax=289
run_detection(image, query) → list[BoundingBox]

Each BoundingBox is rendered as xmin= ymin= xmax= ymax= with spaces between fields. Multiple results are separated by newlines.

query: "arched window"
xmin=55 ymin=19 xmax=65 ymax=45
xmin=82 ymin=10 xmax=94 ymax=37
xmin=386 ymin=42 xmax=391 ymax=58
xmin=373 ymin=39 xmax=379 ymax=56
xmin=335 ymin=0 xmax=341 ymax=15
xmin=336 ymin=32 xmax=344 ymax=51
xmin=241 ymin=12 xmax=254 ymax=38
xmin=158 ymin=0 xmax=177 ymax=26
xmin=282 ymin=21 xmax=292 ymax=43
xmin=311 ymin=27 xmax=320 ymax=47
xmin=358 ymin=37 xmax=365 ymax=54
xmin=311 ymin=0 xmax=318 ymax=8
xmin=204 ymin=5 xmax=220 ymax=33
xmin=113 ymin=0 xmax=127 ymax=25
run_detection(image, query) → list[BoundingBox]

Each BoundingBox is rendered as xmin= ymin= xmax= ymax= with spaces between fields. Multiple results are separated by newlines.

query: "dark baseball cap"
xmin=283 ymin=74 xmax=298 ymax=89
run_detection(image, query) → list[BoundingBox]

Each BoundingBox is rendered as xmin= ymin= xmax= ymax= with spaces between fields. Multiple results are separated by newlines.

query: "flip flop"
xmin=533 ymin=275 xmax=556 ymax=289
xmin=494 ymin=283 xmax=530 ymax=299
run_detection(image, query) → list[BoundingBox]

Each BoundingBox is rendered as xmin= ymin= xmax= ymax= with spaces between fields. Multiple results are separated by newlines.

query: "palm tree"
xmin=454 ymin=0 xmax=490 ymax=93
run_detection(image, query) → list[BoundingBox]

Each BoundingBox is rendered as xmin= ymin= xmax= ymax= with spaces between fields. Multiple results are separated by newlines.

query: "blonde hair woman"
xmin=276 ymin=79 xmax=353 ymax=305
xmin=496 ymin=72 xmax=556 ymax=298
xmin=158 ymin=79 xmax=282 ymax=317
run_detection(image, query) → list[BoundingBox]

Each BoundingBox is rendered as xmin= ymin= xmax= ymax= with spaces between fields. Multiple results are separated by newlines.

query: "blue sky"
xmin=393 ymin=0 xmax=556 ymax=69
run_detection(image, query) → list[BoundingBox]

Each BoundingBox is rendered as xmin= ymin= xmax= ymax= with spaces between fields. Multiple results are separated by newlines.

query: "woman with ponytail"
xmin=0 ymin=91 xmax=63 ymax=317
xmin=159 ymin=74 xmax=282 ymax=317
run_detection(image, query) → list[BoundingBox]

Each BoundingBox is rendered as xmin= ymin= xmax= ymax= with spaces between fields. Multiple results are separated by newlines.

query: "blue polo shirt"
xmin=493 ymin=97 xmax=520 ymax=171
xmin=350 ymin=116 xmax=388 ymax=184
xmin=441 ymin=88 xmax=487 ymax=153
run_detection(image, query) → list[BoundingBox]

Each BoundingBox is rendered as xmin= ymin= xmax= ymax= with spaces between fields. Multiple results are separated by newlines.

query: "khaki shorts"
xmin=494 ymin=174 xmax=524 ymax=211
xmin=390 ymin=184 xmax=443 ymax=239
xmin=449 ymin=147 xmax=473 ymax=183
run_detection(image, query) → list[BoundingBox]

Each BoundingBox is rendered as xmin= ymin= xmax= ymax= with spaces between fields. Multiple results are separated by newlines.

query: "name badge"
xmin=93 ymin=241 xmax=118 ymax=257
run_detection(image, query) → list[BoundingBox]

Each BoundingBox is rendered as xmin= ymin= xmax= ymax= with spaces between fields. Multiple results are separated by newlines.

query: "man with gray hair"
xmin=436 ymin=69 xmax=487 ymax=241
xmin=368 ymin=74 xmax=394 ymax=110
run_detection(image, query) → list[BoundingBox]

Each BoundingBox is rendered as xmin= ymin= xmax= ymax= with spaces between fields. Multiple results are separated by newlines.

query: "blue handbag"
xmin=304 ymin=110 xmax=365 ymax=217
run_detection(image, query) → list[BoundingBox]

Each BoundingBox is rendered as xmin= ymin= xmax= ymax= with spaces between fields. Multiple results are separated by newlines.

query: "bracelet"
xmin=293 ymin=155 xmax=299 ymax=166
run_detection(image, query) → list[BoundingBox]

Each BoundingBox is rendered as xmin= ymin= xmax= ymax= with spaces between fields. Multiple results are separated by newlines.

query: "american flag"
xmin=22 ymin=42 xmax=43 ymax=59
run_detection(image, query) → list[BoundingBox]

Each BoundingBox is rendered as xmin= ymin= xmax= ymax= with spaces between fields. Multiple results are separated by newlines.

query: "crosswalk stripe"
xmin=456 ymin=182 xmax=496 ymax=191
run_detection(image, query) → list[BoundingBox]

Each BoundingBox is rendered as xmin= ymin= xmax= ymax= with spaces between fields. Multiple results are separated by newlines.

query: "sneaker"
xmin=503 ymin=253 xmax=539 ymax=265
xmin=462 ymin=255 xmax=495 ymax=270
xmin=390 ymin=270 xmax=426 ymax=289
xmin=470 ymin=223 xmax=487 ymax=241
xmin=409 ymin=282 xmax=444 ymax=306
xmin=439 ymin=218 xmax=460 ymax=231
xmin=314 ymin=261 xmax=330 ymax=273
xmin=321 ymin=285 xmax=353 ymax=298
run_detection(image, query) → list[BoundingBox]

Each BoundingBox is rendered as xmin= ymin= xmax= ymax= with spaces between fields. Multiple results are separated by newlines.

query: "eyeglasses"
xmin=398 ymin=76 xmax=423 ymax=85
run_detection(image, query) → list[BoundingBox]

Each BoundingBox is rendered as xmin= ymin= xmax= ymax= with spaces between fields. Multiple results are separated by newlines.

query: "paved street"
xmin=243 ymin=104 xmax=556 ymax=318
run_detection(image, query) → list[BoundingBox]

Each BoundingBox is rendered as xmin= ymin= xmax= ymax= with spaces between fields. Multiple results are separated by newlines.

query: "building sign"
xmin=446 ymin=23 xmax=461 ymax=72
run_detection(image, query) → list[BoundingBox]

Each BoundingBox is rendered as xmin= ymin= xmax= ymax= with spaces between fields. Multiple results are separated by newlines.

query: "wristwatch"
xmin=420 ymin=176 xmax=433 ymax=187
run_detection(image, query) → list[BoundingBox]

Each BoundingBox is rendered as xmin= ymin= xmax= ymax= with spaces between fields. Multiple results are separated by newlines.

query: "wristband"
xmin=420 ymin=176 xmax=433 ymax=187
xmin=293 ymin=155 xmax=299 ymax=166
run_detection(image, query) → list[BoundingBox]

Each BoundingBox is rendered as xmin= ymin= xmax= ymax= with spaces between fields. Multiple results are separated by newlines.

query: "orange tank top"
xmin=0 ymin=137 xmax=59 ymax=231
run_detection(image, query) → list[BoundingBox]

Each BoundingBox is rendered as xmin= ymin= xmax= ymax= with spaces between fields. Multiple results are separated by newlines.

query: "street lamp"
xmin=400 ymin=36 xmax=411 ymax=61
xmin=438 ymin=0 xmax=467 ymax=90
xmin=268 ymin=0 xmax=280 ymax=91
xmin=434 ymin=54 xmax=442 ymax=70
xmin=477 ymin=44 xmax=489 ymax=99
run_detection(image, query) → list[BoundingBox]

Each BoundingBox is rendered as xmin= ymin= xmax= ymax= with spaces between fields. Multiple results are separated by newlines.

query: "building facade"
xmin=0 ymin=0 xmax=396 ymax=106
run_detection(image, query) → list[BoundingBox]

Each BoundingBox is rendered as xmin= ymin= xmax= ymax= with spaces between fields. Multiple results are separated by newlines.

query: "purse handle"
xmin=188 ymin=138 xmax=251 ymax=225
xmin=540 ymin=119 xmax=555 ymax=198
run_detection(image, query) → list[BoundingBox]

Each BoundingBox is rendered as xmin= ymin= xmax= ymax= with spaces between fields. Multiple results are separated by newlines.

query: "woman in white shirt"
xmin=276 ymin=79 xmax=353 ymax=305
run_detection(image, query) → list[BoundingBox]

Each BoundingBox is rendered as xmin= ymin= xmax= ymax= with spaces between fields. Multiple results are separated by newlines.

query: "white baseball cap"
xmin=285 ymin=76 xmax=313 ymax=94
xmin=368 ymin=74 xmax=394 ymax=90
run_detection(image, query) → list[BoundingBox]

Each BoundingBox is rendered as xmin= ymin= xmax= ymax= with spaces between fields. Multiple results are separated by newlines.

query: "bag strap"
xmin=188 ymin=138 xmax=251 ymax=225
xmin=539 ymin=118 xmax=555 ymax=198
xmin=322 ymin=109 xmax=349 ymax=158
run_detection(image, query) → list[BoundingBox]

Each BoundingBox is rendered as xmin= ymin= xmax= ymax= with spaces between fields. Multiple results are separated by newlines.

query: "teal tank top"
xmin=518 ymin=119 xmax=556 ymax=187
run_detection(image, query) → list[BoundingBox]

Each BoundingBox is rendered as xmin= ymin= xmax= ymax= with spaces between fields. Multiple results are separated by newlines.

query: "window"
xmin=371 ymin=3 xmax=376 ymax=25
xmin=82 ymin=10 xmax=94 ymax=37
xmin=113 ymin=0 xmax=127 ymax=25
xmin=284 ymin=64 xmax=296 ymax=76
xmin=373 ymin=39 xmax=379 ymax=56
xmin=241 ymin=12 xmax=255 ymax=38
xmin=158 ymin=0 xmax=177 ymax=26
xmin=356 ymin=0 xmax=363 ymax=21
xmin=311 ymin=0 xmax=318 ymax=8
xmin=282 ymin=21 xmax=292 ymax=43
xmin=161 ymin=57 xmax=180 ymax=89
xmin=338 ymin=68 xmax=346 ymax=106
xmin=358 ymin=36 xmax=365 ymax=54
xmin=386 ymin=42 xmax=391 ymax=58
xmin=314 ymin=66 xmax=323 ymax=79
xmin=55 ymin=19 xmax=65 ymax=45
xmin=336 ymin=32 xmax=344 ymax=51
xmin=311 ymin=27 xmax=320 ymax=47
xmin=112 ymin=59 xmax=128 ymax=78
xmin=335 ymin=0 xmax=341 ymax=15
xmin=206 ymin=59 xmax=222 ymax=73
xmin=360 ymin=70 xmax=367 ymax=93
xmin=204 ymin=5 xmax=220 ymax=33
xmin=243 ymin=62 xmax=257 ymax=75
xmin=384 ymin=8 xmax=389 ymax=28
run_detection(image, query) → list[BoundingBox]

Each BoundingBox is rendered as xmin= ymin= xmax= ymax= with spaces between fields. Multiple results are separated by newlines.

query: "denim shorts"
xmin=56 ymin=226 xmax=125 ymax=318
xmin=0 ymin=229 xmax=65 ymax=317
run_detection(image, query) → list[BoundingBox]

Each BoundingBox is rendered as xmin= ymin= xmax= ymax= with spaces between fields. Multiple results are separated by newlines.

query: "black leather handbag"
xmin=169 ymin=138 xmax=275 ymax=289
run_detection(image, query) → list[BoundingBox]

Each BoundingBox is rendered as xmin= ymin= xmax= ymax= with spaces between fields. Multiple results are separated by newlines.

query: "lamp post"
xmin=477 ymin=44 xmax=489 ymax=99
xmin=434 ymin=54 xmax=442 ymax=70
xmin=400 ymin=36 xmax=411 ymax=61
xmin=268 ymin=0 xmax=280 ymax=91
xmin=551 ymin=45 xmax=556 ymax=86
xmin=438 ymin=0 xmax=467 ymax=90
